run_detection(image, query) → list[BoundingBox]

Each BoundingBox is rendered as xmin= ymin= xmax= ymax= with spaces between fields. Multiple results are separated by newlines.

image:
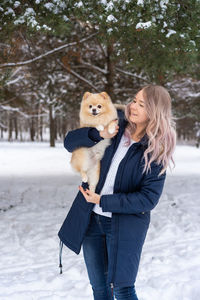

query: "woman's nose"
xmin=131 ymin=102 xmax=137 ymax=109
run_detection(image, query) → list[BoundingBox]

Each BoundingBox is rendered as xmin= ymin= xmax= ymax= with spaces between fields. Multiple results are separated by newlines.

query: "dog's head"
xmin=81 ymin=92 xmax=111 ymax=117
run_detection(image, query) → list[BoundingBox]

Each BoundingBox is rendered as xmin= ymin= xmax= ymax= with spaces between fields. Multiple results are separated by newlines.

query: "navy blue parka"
xmin=58 ymin=109 xmax=166 ymax=288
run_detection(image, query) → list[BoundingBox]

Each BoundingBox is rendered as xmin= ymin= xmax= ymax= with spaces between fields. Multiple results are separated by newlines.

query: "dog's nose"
xmin=92 ymin=108 xmax=98 ymax=115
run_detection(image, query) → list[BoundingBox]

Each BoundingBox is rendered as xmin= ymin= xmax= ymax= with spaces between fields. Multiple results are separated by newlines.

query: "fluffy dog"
xmin=70 ymin=91 xmax=119 ymax=192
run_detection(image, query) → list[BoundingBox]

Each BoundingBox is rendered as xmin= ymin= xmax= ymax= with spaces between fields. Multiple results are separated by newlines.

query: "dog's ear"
xmin=83 ymin=92 xmax=91 ymax=100
xmin=100 ymin=92 xmax=110 ymax=100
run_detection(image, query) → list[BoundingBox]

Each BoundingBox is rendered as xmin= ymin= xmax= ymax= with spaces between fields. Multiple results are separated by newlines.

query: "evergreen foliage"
xmin=0 ymin=0 xmax=199 ymax=144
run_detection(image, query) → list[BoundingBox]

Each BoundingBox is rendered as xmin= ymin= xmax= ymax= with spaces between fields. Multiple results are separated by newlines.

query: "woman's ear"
xmin=83 ymin=92 xmax=91 ymax=100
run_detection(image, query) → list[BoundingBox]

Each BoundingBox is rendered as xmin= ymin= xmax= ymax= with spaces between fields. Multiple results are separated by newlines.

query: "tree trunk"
xmin=105 ymin=40 xmax=115 ymax=100
xmin=54 ymin=116 xmax=57 ymax=140
xmin=157 ymin=71 xmax=165 ymax=85
xmin=62 ymin=117 xmax=66 ymax=139
xmin=37 ymin=102 xmax=43 ymax=141
xmin=19 ymin=123 xmax=23 ymax=141
xmin=8 ymin=112 xmax=13 ymax=141
xmin=57 ymin=115 xmax=62 ymax=139
xmin=30 ymin=118 xmax=35 ymax=141
xmin=13 ymin=112 xmax=18 ymax=140
xmin=40 ymin=115 xmax=43 ymax=141
xmin=49 ymin=104 xmax=55 ymax=147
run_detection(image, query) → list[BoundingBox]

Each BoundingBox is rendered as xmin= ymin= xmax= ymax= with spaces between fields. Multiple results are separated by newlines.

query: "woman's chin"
xmin=130 ymin=117 xmax=137 ymax=123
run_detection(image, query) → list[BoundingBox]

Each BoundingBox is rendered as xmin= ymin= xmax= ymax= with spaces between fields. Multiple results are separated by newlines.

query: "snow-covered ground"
xmin=0 ymin=142 xmax=200 ymax=300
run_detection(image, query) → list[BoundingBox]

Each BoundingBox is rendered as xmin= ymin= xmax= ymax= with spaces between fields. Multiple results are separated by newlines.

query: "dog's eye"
xmin=97 ymin=105 xmax=102 ymax=109
xmin=89 ymin=105 xmax=92 ymax=108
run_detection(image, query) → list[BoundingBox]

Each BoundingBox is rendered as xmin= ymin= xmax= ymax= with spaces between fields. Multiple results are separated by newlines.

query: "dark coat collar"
xmin=121 ymin=118 xmax=149 ymax=148
xmin=139 ymin=133 xmax=149 ymax=148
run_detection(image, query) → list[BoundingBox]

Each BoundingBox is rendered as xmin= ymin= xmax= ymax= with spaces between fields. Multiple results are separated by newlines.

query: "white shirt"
xmin=92 ymin=132 xmax=136 ymax=218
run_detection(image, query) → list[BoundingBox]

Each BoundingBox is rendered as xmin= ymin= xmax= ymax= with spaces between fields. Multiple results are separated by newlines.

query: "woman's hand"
xmin=99 ymin=120 xmax=119 ymax=139
xmin=79 ymin=186 xmax=101 ymax=204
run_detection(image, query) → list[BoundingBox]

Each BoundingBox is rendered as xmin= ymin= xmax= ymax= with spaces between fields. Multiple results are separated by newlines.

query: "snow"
xmin=107 ymin=28 xmax=113 ymax=34
xmin=160 ymin=0 xmax=169 ymax=10
xmin=166 ymin=77 xmax=200 ymax=100
xmin=166 ymin=29 xmax=176 ymax=38
xmin=107 ymin=14 xmax=117 ymax=22
xmin=14 ymin=16 xmax=25 ymax=25
xmin=171 ymin=145 xmax=200 ymax=175
xmin=24 ymin=8 xmax=36 ymax=16
xmin=163 ymin=21 xmax=167 ymax=28
xmin=105 ymin=1 xmax=114 ymax=10
xmin=137 ymin=0 xmax=144 ymax=6
xmin=44 ymin=2 xmax=55 ymax=10
xmin=42 ymin=24 xmax=51 ymax=31
xmin=136 ymin=21 xmax=152 ymax=30
xmin=13 ymin=7 xmax=44 ymax=29
xmin=13 ymin=1 xmax=21 ymax=8
xmin=0 ymin=142 xmax=200 ymax=300
xmin=63 ymin=15 xmax=69 ymax=22
xmin=5 ymin=7 xmax=15 ymax=16
xmin=190 ymin=40 xmax=196 ymax=47
xmin=74 ymin=1 xmax=83 ymax=8
xmin=100 ymin=0 xmax=107 ymax=5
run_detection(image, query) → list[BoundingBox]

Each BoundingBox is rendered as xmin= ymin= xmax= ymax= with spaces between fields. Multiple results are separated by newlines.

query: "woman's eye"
xmin=97 ymin=105 xmax=102 ymax=108
xmin=140 ymin=104 xmax=144 ymax=107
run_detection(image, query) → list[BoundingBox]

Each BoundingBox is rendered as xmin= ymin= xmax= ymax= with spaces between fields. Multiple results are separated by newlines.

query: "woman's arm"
xmin=99 ymin=162 xmax=166 ymax=214
xmin=64 ymin=127 xmax=104 ymax=152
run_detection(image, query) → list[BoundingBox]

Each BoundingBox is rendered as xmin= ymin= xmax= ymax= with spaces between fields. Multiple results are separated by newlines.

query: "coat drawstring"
xmin=59 ymin=239 xmax=63 ymax=274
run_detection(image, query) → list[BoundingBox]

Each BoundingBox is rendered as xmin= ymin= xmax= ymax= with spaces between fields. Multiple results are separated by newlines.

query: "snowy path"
xmin=0 ymin=142 xmax=200 ymax=300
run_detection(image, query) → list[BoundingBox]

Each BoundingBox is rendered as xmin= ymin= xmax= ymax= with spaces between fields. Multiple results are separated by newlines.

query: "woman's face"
xmin=129 ymin=89 xmax=149 ymax=127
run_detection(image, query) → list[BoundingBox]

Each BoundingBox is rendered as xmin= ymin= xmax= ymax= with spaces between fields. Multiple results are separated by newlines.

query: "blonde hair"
xmin=124 ymin=85 xmax=176 ymax=175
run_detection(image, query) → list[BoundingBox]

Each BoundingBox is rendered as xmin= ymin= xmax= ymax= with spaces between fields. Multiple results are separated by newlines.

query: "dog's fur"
xmin=70 ymin=91 xmax=123 ymax=192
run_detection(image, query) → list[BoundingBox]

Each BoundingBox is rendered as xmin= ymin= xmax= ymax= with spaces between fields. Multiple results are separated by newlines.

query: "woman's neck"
xmin=131 ymin=127 xmax=146 ymax=142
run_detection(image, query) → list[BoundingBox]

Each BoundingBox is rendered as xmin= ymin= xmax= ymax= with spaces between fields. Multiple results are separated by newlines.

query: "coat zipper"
xmin=110 ymin=282 xmax=114 ymax=296
xmin=110 ymin=214 xmax=119 ymax=288
xmin=110 ymin=146 xmax=136 ymax=286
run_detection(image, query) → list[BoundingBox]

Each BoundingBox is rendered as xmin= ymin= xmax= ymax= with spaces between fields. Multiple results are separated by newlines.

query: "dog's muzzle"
xmin=92 ymin=111 xmax=98 ymax=115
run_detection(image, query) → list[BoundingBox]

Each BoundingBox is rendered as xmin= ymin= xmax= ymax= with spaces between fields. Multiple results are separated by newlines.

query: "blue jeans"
xmin=82 ymin=211 xmax=139 ymax=300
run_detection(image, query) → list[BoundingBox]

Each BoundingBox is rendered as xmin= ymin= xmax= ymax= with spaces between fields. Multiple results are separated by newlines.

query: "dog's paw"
xmin=96 ymin=125 xmax=104 ymax=131
xmin=108 ymin=121 xmax=118 ymax=134
xmin=108 ymin=127 xmax=115 ymax=134
xmin=81 ymin=174 xmax=88 ymax=183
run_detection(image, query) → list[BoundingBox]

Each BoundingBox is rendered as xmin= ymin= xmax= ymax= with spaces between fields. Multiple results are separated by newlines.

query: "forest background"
xmin=0 ymin=0 xmax=200 ymax=147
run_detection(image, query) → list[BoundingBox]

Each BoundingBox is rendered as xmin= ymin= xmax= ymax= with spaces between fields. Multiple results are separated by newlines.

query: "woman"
xmin=58 ymin=85 xmax=176 ymax=300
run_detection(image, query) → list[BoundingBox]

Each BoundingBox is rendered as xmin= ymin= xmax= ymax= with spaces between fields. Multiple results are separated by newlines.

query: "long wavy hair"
xmin=124 ymin=84 xmax=176 ymax=175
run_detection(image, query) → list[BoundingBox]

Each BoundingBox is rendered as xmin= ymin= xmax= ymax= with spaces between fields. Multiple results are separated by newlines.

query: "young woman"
xmin=58 ymin=85 xmax=176 ymax=300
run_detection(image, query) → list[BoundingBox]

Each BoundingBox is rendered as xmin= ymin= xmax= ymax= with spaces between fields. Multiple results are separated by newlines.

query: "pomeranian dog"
xmin=70 ymin=91 xmax=120 ymax=192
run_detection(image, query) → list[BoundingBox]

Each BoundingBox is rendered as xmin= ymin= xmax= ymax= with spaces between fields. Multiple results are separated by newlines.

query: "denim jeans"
xmin=82 ymin=211 xmax=139 ymax=300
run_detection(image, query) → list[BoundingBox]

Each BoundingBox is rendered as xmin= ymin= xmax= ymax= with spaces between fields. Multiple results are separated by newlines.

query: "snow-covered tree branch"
xmin=59 ymin=62 xmax=100 ymax=92
xmin=0 ymin=32 xmax=98 ymax=69
xmin=116 ymin=68 xmax=150 ymax=83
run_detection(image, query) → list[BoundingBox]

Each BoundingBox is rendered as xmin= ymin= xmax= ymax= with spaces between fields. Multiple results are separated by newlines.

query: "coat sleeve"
xmin=99 ymin=162 xmax=166 ymax=214
xmin=64 ymin=127 xmax=104 ymax=152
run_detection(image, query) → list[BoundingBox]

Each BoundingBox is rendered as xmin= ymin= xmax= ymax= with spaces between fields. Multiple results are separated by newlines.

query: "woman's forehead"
xmin=135 ymin=89 xmax=143 ymax=98
xmin=134 ymin=89 xmax=145 ymax=102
